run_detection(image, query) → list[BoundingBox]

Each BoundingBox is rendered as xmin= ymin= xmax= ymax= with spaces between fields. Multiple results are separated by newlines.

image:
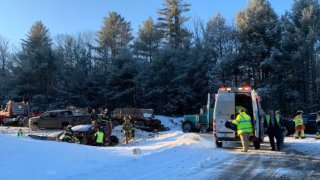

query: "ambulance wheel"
xmin=215 ymin=141 xmax=222 ymax=148
xmin=253 ymin=140 xmax=260 ymax=149
xmin=182 ymin=121 xmax=193 ymax=133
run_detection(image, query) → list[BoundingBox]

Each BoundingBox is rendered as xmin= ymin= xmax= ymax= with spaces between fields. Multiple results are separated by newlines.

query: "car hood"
xmin=29 ymin=116 xmax=40 ymax=122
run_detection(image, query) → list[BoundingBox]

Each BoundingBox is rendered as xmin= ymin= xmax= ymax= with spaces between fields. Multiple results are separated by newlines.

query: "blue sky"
xmin=0 ymin=0 xmax=294 ymax=46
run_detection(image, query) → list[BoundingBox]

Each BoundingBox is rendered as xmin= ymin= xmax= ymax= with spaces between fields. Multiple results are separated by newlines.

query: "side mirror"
xmin=230 ymin=114 xmax=235 ymax=119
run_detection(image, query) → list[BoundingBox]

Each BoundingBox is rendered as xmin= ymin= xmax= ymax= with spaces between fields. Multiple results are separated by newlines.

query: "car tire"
xmin=135 ymin=120 xmax=146 ymax=127
xmin=253 ymin=140 xmax=260 ymax=149
xmin=23 ymin=117 xmax=29 ymax=127
xmin=182 ymin=121 xmax=193 ymax=133
xmin=109 ymin=135 xmax=119 ymax=146
xmin=215 ymin=141 xmax=223 ymax=148
xmin=17 ymin=117 xmax=24 ymax=126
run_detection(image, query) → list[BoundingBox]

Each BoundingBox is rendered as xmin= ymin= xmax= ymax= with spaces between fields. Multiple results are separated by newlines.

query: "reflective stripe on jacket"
xmin=294 ymin=115 xmax=303 ymax=127
xmin=232 ymin=112 xmax=253 ymax=135
xmin=95 ymin=131 xmax=104 ymax=143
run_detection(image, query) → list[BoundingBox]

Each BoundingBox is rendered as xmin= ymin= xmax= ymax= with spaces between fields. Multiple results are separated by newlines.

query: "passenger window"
xmin=50 ymin=112 xmax=57 ymax=118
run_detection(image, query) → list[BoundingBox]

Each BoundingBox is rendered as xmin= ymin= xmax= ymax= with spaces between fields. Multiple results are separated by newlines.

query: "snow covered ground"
xmin=0 ymin=116 xmax=319 ymax=180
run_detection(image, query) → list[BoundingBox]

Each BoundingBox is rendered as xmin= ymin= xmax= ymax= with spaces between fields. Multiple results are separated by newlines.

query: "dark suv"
xmin=303 ymin=113 xmax=317 ymax=134
xmin=282 ymin=117 xmax=295 ymax=136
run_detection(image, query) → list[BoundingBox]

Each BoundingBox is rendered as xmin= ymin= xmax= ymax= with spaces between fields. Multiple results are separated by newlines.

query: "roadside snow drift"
xmin=0 ymin=116 xmax=231 ymax=180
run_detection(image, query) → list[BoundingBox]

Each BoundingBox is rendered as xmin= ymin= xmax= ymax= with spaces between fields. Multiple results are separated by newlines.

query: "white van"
xmin=213 ymin=86 xmax=265 ymax=149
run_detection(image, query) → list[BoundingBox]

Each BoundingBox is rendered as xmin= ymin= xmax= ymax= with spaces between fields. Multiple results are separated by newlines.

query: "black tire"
xmin=215 ymin=141 xmax=223 ymax=148
xmin=17 ymin=117 xmax=23 ymax=126
xmin=253 ymin=140 xmax=260 ymax=149
xmin=182 ymin=121 xmax=193 ymax=133
xmin=112 ymin=120 xmax=120 ymax=128
xmin=283 ymin=127 xmax=288 ymax=137
xmin=23 ymin=117 xmax=29 ymax=127
xmin=135 ymin=120 xmax=146 ymax=127
xmin=109 ymin=135 xmax=119 ymax=146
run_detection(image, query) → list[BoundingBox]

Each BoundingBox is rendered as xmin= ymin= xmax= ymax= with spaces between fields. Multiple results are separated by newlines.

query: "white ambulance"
xmin=213 ymin=86 xmax=265 ymax=149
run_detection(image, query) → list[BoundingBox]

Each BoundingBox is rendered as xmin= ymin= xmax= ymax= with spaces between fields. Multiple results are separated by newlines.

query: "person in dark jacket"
xmin=101 ymin=109 xmax=113 ymax=145
xmin=90 ymin=108 xmax=99 ymax=122
xmin=264 ymin=110 xmax=284 ymax=151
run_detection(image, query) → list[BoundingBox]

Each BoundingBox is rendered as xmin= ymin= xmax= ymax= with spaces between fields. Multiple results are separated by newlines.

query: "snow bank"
xmin=0 ymin=131 xmax=230 ymax=180
xmin=284 ymin=136 xmax=320 ymax=156
xmin=155 ymin=115 xmax=183 ymax=131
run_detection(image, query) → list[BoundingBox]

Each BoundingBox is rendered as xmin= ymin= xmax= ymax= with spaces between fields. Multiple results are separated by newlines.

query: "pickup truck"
xmin=110 ymin=108 xmax=162 ymax=131
xmin=29 ymin=110 xmax=91 ymax=130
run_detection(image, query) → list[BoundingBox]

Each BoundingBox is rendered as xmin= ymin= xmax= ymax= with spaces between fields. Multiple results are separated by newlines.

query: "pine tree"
xmin=97 ymin=12 xmax=133 ymax=58
xmin=133 ymin=17 xmax=162 ymax=62
xmin=280 ymin=0 xmax=320 ymax=112
xmin=236 ymin=0 xmax=280 ymax=86
xmin=13 ymin=21 xmax=56 ymax=110
xmin=158 ymin=0 xmax=191 ymax=48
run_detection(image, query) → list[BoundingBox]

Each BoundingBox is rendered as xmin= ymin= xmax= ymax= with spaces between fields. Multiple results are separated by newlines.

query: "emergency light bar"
xmin=219 ymin=86 xmax=252 ymax=93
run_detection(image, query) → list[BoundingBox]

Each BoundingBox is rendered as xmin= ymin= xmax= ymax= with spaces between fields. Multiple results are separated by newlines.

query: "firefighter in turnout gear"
xmin=264 ymin=110 xmax=283 ymax=151
xmin=315 ymin=111 xmax=320 ymax=139
xmin=294 ymin=111 xmax=305 ymax=139
xmin=61 ymin=125 xmax=73 ymax=142
xmin=232 ymin=108 xmax=253 ymax=152
xmin=122 ymin=116 xmax=133 ymax=144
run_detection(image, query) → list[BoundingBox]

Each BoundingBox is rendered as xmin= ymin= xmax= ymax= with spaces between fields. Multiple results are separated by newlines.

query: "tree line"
xmin=0 ymin=0 xmax=319 ymax=116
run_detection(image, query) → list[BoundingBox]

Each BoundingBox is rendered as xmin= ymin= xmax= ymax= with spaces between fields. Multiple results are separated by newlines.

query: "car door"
xmin=215 ymin=92 xmax=236 ymax=138
xmin=39 ymin=112 xmax=58 ymax=128
xmin=57 ymin=111 xmax=71 ymax=127
xmin=251 ymin=91 xmax=260 ymax=139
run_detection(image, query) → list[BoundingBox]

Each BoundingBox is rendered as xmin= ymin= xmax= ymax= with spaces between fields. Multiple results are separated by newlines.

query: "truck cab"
xmin=0 ymin=100 xmax=29 ymax=126
xmin=213 ymin=86 xmax=265 ymax=149
xmin=182 ymin=94 xmax=214 ymax=132
xmin=182 ymin=107 xmax=213 ymax=132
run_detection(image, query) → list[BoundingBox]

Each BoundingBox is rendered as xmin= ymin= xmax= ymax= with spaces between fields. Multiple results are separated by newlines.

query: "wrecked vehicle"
xmin=29 ymin=124 xmax=119 ymax=146
xmin=108 ymin=108 xmax=164 ymax=131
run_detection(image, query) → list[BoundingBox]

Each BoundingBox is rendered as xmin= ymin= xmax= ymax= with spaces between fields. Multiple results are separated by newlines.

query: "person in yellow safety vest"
xmin=232 ymin=108 xmax=253 ymax=152
xmin=95 ymin=128 xmax=104 ymax=146
xmin=17 ymin=129 xmax=24 ymax=138
xmin=294 ymin=110 xmax=305 ymax=139
xmin=264 ymin=110 xmax=283 ymax=151
xmin=316 ymin=111 xmax=320 ymax=139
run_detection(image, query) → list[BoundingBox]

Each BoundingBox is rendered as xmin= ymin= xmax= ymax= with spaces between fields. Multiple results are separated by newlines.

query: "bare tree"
xmin=0 ymin=35 xmax=9 ymax=77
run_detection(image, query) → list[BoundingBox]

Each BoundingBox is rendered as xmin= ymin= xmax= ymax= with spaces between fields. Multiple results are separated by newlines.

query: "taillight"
xmin=213 ymin=119 xmax=216 ymax=131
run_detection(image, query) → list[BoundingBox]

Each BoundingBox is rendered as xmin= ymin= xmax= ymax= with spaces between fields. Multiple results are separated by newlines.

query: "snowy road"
xmin=194 ymin=136 xmax=320 ymax=180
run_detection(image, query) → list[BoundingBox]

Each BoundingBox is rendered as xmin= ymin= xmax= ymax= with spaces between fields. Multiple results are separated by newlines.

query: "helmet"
xmin=296 ymin=110 xmax=303 ymax=115
xmin=275 ymin=110 xmax=280 ymax=114
xmin=67 ymin=125 xmax=72 ymax=129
